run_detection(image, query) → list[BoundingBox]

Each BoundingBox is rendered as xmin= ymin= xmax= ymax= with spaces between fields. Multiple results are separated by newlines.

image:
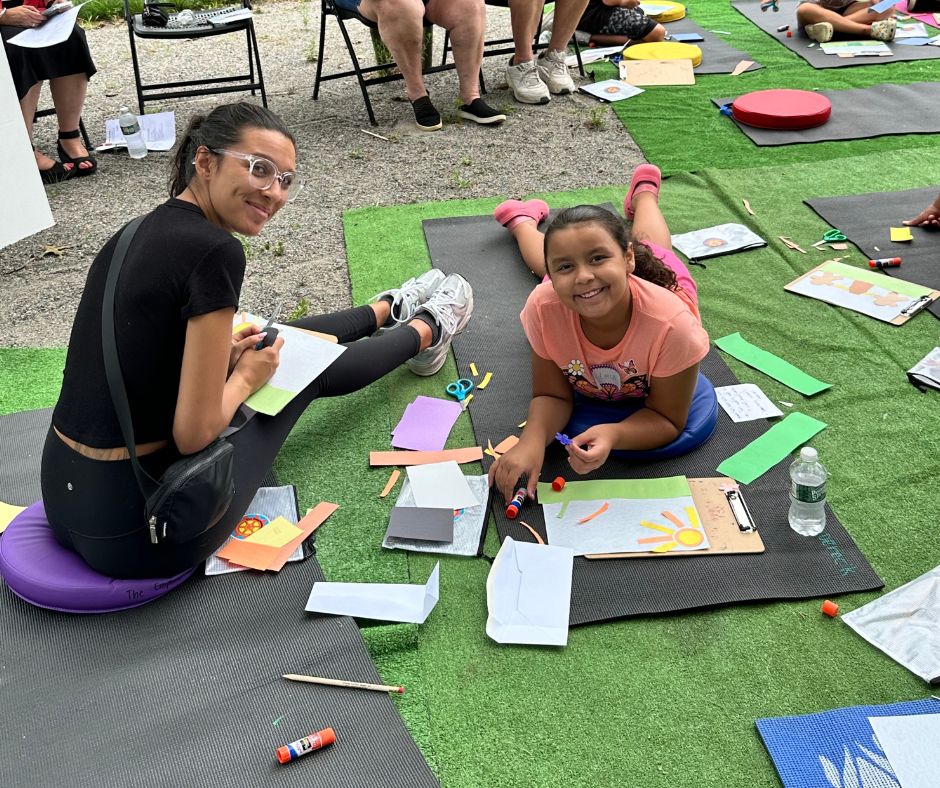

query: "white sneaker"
xmin=373 ymin=268 xmax=446 ymax=329
xmin=537 ymin=48 xmax=575 ymax=95
xmin=506 ymin=58 xmax=550 ymax=105
xmin=870 ymin=17 xmax=896 ymax=41
xmin=406 ymin=274 xmax=474 ymax=377
xmin=804 ymin=22 xmax=833 ymax=43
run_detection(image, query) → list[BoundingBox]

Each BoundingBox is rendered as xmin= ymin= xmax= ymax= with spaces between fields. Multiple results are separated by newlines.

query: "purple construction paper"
xmin=392 ymin=396 xmax=462 ymax=452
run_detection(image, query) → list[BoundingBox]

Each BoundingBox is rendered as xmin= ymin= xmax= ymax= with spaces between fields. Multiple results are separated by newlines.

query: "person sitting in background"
xmin=576 ymin=0 xmax=666 ymax=47
xmin=796 ymin=0 xmax=896 ymax=44
xmin=1 ymin=0 xmax=97 ymax=183
xmin=903 ymin=192 xmax=940 ymax=229
xmin=332 ymin=0 xmax=506 ymax=130
xmin=506 ymin=0 xmax=588 ymax=104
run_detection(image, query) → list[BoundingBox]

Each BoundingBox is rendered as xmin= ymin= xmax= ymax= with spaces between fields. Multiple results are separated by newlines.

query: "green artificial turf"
xmin=341 ymin=147 xmax=940 ymax=786
xmin=587 ymin=2 xmax=940 ymax=174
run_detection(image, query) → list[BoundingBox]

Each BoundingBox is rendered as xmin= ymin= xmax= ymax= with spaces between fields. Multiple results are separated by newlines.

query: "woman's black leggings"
xmin=40 ymin=305 xmax=421 ymax=579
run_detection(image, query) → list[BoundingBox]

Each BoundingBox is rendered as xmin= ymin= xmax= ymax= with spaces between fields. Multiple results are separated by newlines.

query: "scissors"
xmin=255 ymin=300 xmax=282 ymax=350
xmin=822 ymin=229 xmax=847 ymax=243
xmin=445 ymin=378 xmax=474 ymax=402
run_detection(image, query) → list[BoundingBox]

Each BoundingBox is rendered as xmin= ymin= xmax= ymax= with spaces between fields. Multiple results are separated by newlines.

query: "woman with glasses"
xmin=41 ymin=102 xmax=474 ymax=579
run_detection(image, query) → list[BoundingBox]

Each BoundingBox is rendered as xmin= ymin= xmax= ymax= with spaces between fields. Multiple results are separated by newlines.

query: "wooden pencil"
xmin=282 ymin=673 xmax=404 ymax=694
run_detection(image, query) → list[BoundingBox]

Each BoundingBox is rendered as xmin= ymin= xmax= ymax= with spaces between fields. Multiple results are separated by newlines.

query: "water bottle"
xmin=788 ymin=446 xmax=827 ymax=536
xmin=118 ymin=107 xmax=148 ymax=160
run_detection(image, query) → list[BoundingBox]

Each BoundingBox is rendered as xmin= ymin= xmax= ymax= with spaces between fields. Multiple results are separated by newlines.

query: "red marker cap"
xmin=552 ymin=476 xmax=566 ymax=492
xmin=821 ymin=600 xmax=839 ymax=618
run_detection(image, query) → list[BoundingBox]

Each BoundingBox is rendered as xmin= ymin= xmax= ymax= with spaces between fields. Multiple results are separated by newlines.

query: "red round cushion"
xmin=731 ymin=89 xmax=832 ymax=130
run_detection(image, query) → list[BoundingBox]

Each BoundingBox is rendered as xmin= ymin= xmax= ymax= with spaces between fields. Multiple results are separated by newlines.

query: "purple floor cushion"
xmin=0 ymin=501 xmax=195 ymax=614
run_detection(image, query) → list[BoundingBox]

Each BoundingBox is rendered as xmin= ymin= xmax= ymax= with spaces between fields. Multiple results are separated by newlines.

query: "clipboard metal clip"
xmin=900 ymin=294 xmax=932 ymax=317
xmin=723 ymin=487 xmax=756 ymax=533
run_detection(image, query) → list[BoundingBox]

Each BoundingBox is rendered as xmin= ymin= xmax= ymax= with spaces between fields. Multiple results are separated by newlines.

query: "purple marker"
xmin=555 ymin=433 xmax=573 ymax=446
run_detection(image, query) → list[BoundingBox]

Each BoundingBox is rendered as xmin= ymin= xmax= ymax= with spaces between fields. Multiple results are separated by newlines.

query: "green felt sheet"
xmin=536 ymin=475 xmax=691 ymax=503
xmin=714 ymin=332 xmax=832 ymax=396
xmin=716 ymin=412 xmax=828 ymax=485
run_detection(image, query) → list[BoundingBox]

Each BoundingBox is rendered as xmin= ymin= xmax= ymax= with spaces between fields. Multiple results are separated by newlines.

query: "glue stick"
xmin=276 ymin=727 xmax=336 ymax=764
xmin=868 ymin=257 xmax=902 ymax=269
xmin=505 ymin=488 xmax=528 ymax=520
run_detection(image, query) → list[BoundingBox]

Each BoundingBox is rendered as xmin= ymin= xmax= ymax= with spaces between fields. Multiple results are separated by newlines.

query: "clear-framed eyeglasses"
xmin=209 ymin=148 xmax=303 ymax=202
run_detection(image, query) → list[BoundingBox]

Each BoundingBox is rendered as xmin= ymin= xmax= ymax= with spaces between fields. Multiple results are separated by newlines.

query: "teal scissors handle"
xmin=446 ymin=378 xmax=473 ymax=401
xmin=822 ymin=229 xmax=847 ymax=242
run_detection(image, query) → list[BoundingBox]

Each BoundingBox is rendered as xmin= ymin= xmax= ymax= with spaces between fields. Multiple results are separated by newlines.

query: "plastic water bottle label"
xmin=120 ymin=119 xmax=141 ymax=136
xmin=791 ymin=482 xmax=826 ymax=503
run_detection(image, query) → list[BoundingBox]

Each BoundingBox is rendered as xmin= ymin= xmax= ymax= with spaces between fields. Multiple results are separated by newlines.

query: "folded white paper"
xmin=869 ymin=714 xmax=940 ymax=788
xmin=486 ymin=538 xmax=573 ymax=647
xmin=406 ymin=461 xmax=480 ymax=510
xmin=305 ymin=562 xmax=440 ymax=624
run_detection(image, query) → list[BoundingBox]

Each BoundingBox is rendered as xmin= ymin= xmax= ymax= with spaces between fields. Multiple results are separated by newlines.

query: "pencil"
xmin=282 ymin=673 xmax=405 ymax=694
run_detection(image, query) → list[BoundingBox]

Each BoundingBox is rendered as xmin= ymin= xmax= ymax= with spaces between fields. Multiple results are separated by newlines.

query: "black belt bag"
xmin=101 ymin=218 xmax=236 ymax=546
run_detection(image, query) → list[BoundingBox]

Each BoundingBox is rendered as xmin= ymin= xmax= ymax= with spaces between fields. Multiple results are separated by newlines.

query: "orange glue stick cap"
xmin=821 ymin=600 xmax=839 ymax=617
xmin=552 ymin=477 xmax=566 ymax=492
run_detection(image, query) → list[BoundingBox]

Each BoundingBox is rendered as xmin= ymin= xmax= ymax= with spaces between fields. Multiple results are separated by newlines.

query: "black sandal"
xmin=57 ymin=129 xmax=97 ymax=177
xmin=34 ymin=146 xmax=75 ymax=185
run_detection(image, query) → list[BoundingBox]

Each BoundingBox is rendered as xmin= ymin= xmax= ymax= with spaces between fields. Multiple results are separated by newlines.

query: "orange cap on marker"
xmin=552 ymin=477 xmax=566 ymax=492
xmin=821 ymin=600 xmax=839 ymax=618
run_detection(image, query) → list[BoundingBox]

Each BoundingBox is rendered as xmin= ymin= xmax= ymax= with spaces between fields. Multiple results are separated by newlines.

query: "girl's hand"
xmin=6 ymin=6 xmax=47 ymax=27
xmin=488 ymin=439 xmax=545 ymax=503
xmin=229 ymin=324 xmax=265 ymax=374
xmin=566 ymin=425 xmax=616 ymax=475
xmin=231 ymin=334 xmax=283 ymax=394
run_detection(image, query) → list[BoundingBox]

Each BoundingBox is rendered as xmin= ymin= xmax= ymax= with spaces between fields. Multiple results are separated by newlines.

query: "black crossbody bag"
xmin=101 ymin=218 xmax=236 ymax=546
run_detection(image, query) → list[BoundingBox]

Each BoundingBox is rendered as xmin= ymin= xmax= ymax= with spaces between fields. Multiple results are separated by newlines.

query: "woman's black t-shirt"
xmin=53 ymin=198 xmax=246 ymax=448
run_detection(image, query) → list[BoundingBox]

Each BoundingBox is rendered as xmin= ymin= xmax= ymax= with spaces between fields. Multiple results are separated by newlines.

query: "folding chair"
xmin=122 ymin=0 xmax=266 ymax=113
xmin=33 ymin=110 xmax=91 ymax=149
xmin=440 ymin=0 xmax=586 ymax=85
xmin=313 ymin=0 xmax=464 ymax=126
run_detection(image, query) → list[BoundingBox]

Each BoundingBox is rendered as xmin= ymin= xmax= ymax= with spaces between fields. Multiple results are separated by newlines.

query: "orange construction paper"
xmin=380 ymin=469 xmax=401 ymax=498
xmin=493 ymin=435 xmax=519 ymax=455
xmin=578 ymin=502 xmax=610 ymax=525
xmin=216 ymin=538 xmax=281 ymax=571
xmin=369 ymin=447 xmax=483 ymax=466
xmin=267 ymin=502 xmax=339 ymax=572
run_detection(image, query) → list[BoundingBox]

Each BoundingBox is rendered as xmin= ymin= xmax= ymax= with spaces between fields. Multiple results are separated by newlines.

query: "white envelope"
xmin=305 ymin=562 xmax=439 ymax=624
xmin=486 ymin=538 xmax=573 ymax=647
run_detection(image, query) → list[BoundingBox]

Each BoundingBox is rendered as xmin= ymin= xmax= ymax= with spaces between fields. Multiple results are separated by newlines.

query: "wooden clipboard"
xmin=584 ymin=477 xmax=764 ymax=559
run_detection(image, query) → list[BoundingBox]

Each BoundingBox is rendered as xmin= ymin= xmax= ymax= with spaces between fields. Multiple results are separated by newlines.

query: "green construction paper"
xmin=714 ymin=333 xmax=832 ymax=396
xmin=536 ymin=475 xmax=691 ymax=504
xmin=244 ymin=385 xmax=294 ymax=416
xmin=716 ymin=412 xmax=827 ymax=485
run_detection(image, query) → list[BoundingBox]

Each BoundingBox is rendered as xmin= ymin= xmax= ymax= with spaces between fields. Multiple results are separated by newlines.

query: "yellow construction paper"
xmin=890 ymin=227 xmax=913 ymax=242
xmin=470 ymin=362 xmax=478 ymax=377
xmin=244 ymin=516 xmax=302 ymax=548
xmin=478 ymin=372 xmax=493 ymax=389
xmin=0 ymin=501 xmax=26 ymax=534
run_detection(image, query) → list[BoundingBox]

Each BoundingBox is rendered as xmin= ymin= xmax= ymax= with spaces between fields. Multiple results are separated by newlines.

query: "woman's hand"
xmin=5 ymin=6 xmax=47 ymax=27
xmin=566 ymin=424 xmax=616 ymax=475
xmin=903 ymin=197 xmax=940 ymax=228
xmin=488 ymin=438 xmax=545 ymax=504
xmin=229 ymin=323 xmax=265 ymax=375
xmin=230 ymin=333 xmax=283 ymax=394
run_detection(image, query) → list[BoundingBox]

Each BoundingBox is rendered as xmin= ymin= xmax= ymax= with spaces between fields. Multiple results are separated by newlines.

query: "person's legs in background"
xmin=506 ymin=0 xmax=550 ymax=103
xmin=49 ymin=72 xmax=95 ymax=175
xmin=538 ymin=0 xmax=588 ymax=95
xmin=18 ymin=81 xmax=74 ymax=183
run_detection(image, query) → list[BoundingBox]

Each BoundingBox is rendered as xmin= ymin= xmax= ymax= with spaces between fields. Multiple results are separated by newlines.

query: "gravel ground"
xmin=1 ymin=0 xmax=644 ymax=348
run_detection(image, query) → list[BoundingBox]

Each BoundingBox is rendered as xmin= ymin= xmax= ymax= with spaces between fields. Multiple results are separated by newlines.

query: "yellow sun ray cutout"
xmin=639 ymin=507 xmax=705 ymax=553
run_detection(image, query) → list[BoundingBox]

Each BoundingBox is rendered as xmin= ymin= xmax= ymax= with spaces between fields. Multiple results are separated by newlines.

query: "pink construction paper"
xmin=898 ymin=0 xmax=940 ymax=27
xmin=392 ymin=396 xmax=462 ymax=452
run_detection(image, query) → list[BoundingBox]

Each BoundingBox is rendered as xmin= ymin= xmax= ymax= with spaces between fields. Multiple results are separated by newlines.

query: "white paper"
xmin=8 ymin=3 xmax=87 ymax=48
xmin=406 ymin=461 xmax=480 ymax=510
xmin=305 ymin=562 xmax=439 ymax=624
xmin=579 ymin=79 xmax=645 ymax=103
xmin=869 ymin=715 xmax=940 ymax=788
xmin=237 ymin=313 xmax=347 ymax=416
xmin=101 ymin=111 xmax=176 ymax=152
xmin=0 ymin=46 xmax=53 ymax=248
xmin=486 ymin=537 xmax=573 ymax=646
xmin=820 ymin=40 xmax=893 ymax=56
xmin=565 ymin=45 xmax=623 ymax=66
xmin=895 ymin=21 xmax=928 ymax=38
xmin=208 ymin=7 xmax=253 ymax=24
xmin=715 ymin=384 xmax=784 ymax=423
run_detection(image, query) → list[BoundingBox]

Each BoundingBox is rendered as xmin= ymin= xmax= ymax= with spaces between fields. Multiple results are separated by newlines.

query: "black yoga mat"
xmin=733 ymin=0 xmax=940 ymax=68
xmin=805 ymin=186 xmax=940 ymax=318
xmin=712 ymin=82 xmax=940 ymax=146
xmin=663 ymin=17 xmax=763 ymax=74
xmin=0 ymin=553 xmax=437 ymax=787
xmin=0 ymin=408 xmax=277 ymax=506
xmin=423 ymin=212 xmax=883 ymax=626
